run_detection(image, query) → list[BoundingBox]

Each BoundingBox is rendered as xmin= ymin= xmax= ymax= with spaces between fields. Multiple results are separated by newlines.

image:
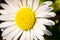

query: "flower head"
xmin=0 ymin=0 xmax=56 ymax=40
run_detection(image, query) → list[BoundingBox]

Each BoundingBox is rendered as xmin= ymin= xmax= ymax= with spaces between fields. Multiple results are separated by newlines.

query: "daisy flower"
xmin=0 ymin=0 xmax=56 ymax=40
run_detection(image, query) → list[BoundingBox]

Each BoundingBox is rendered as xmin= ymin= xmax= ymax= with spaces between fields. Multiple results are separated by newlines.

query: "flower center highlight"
xmin=15 ymin=7 xmax=36 ymax=31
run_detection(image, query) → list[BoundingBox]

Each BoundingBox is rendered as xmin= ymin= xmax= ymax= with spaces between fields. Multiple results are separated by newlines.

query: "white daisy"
xmin=0 ymin=0 xmax=56 ymax=40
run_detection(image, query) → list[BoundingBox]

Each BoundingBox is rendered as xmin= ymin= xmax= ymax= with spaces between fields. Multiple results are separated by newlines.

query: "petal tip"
xmin=44 ymin=29 xmax=52 ymax=36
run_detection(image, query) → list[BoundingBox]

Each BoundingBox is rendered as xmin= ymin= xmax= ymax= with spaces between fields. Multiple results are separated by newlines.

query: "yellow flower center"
xmin=15 ymin=7 xmax=36 ymax=31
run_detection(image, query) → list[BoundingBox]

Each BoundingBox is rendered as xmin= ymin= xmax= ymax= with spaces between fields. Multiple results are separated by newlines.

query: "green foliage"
xmin=52 ymin=0 xmax=60 ymax=12
xmin=39 ymin=0 xmax=46 ymax=5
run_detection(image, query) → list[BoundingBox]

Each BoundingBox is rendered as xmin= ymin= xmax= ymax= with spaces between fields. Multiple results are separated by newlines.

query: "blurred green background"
xmin=0 ymin=0 xmax=60 ymax=40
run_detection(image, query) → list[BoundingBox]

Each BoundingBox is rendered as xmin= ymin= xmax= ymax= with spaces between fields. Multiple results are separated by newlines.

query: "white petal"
xmin=20 ymin=31 xmax=27 ymax=40
xmin=30 ymin=30 xmax=34 ymax=40
xmin=34 ymin=22 xmax=46 ymax=30
xmin=43 ymin=29 xmax=52 ymax=36
xmin=0 ymin=3 xmax=9 ymax=9
xmin=0 ymin=9 xmax=16 ymax=15
xmin=45 ymin=7 xmax=53 ymax=12
xmin=2 ymin=25 xmax=17 ymax=37
xmin=26 ymin=31 xmax=31 ymax=40
xmin=1 ymin=28 xmax=6 ymax=31
xmin=22 ymin=0 xmax=27 ymax=7
xmin=33 ymin=35 xmax=37 ymax=40
xmin=35 ymin=11 xmax=56 ymax=18
xmin=13 ymin=0 xmax=22 ymax=8
xmin=0 ymin=3 xmax=16 ymax=11
xmin=33 ymin=23 xmax=44 ymax=35
xmin=40 ymin=1 xmax=53 ymax=6
xmin=34 ymin=29 xmax=44 ymax=40
xmin=34 ymin=29 xmax=44 ymax=36
xmin=36 ymin=5 xmax=48 ymax=12
xmin=0 ymin=22 xmax=15 ymax=28
xmin=4 ymin=28 xmax=20 ymax=40
xmin=34 ymin=26 xmax=45 ymax=40
xmin=37 ymin=6 xmax=53 ymax=12
xmin=37 ymin=18 xmax=55 ymax=26
xmin=0 ymin=14 xmax=15 ymax=21
xmin=36 ymin=34 xmax=44 ymax=40
xmin=3 ymin=11 xmax=16 ymax=15
xmin=31 ymin=30 xmax=37 ymax=40
xmin=13 ymin=30 xmax=23 ymax=40
xmin=33 ymin=0 xmax=39 ymax=11
xmin=0 ymin=10 xmax=7 ymax=14
xmin=35 ymin=24 xmax=46 ymax=30
xmin=1 ymin=29 xmax=4 ymax=31
xmin=5 ymin=0 xmax=19 ymax=9
xmin=0 ymin=3 xmax=18 ymax=12
xmin=47 ymin=12 xmax=56 ymax=17
xmin=27 ymin=0 xmax=33 ymax=8
xmin=36 ymin=1 xmax=53 ymax=12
